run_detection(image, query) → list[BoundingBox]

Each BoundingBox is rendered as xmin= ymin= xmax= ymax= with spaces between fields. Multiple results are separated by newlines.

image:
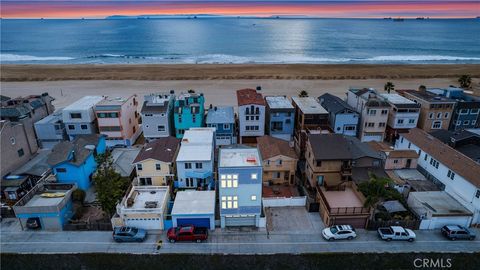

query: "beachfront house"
xmin=34 ymin=110 xmax=68 ymax=149
xmin=173 ymin=91 xmax=205 ymax=139
xmin=395 ymin=128 xmax=480 ymax=227
xmin=94 ymin=95 xmax=141 ymax=147
xmin=378 ymin=93 xmax=420 ymax=142
xmin=318 ymin=93 xmax=359 ymax=137
xmin=62 ymin=96 xmax=103 ymax=140
xmin=218 ymin=147 xmax=262 ymax=228
xmin=429 ymin=130 xmax=480 ymax=163
xmin=132 ymin=136 xmax=181 ymax=186
xmin=141 ymin=92 xmax=175 ymax=141
xmin=206 ymin=105 xmax=236 ymax=146
xmin=237 ymin=88 xmax=266 ymax=144
xmin=257 ymin=135 xmax=297 ymax=186
xmin=264 ymin=96 xmax=295 ymax=142
xmin=175 ymin=128 xmax=215 ymax=189
xmin=397 ymin=89 xmax=455 ymax=132
xmin=47 ymin=134 xmax=106 ymax=190
xmin=346 ymin=88 xmax=390 ymax=142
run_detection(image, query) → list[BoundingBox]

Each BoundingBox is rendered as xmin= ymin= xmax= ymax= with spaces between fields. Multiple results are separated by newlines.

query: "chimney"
xmin=256 ymin=86 xmax=262 ymax=91
xmin=170 ymin=90 xmax=175 ymax=95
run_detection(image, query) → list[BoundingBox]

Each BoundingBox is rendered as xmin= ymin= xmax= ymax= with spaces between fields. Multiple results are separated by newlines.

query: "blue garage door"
xmin=177 ymin=218 xmax=210 ymax=229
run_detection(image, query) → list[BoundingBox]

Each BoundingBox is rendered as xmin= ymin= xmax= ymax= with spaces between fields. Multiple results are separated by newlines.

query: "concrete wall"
xmin=262 ymin=196 xmax=306 ymax=207
xmin=1 ymin=122 xmax=35 ymax=178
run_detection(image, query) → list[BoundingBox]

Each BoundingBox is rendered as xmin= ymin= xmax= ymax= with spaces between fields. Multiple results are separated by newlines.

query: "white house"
xmin=395 ymin=128 xmax=480 ymax=226
xmin=62 ymin=96 xmax=103 ymax=140
xmin=237 ymin=88 xmax=266 ymax=144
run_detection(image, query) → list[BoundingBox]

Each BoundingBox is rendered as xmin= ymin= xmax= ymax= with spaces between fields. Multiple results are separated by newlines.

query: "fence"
xmin=367 ymin=219 xmax=420 ymax=231
xmin=64 ymin=221 xmax=112 ymax=231
xmin=262 ymin=196 xmax=307 ymax=208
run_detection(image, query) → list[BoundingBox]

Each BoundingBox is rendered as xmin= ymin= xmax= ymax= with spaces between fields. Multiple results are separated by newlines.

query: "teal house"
xmin=173 ymin=91 xmax=205 ymax=138
xmin=47 ymin=134 xmax=106 ymax=190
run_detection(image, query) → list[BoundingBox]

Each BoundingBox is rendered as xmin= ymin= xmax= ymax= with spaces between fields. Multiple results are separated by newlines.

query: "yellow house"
xmin=257 ymin=136 xmax=298 ymax=185
xmin=132 ymin=137 xmax=180 ymax=186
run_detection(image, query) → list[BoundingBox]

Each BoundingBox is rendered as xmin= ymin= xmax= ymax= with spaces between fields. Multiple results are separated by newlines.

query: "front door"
xmin=406 ymin=159 xmax=412 ymax=168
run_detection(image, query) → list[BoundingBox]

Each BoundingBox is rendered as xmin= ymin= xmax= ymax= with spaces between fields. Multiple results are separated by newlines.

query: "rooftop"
xmin=402 ymin=128 xmax=480 ymax=187
xmin=308 ymin=133 xmax=383 ymax=161
xmin=397 ymin=89 xmax=456 ymax=103
xmin=134 ymin=136 xmax=180 ymax=163
xmin=35 ymin=110 xmax=63 ymax=125
xmin=171 ymin=190 xmax=215 ymax=215
xmin=96 ymin=95 xmax=135 ymax=106
xmin=321 ymin=187 xmax=364 ymax=208
xmin=111 ymin=147 xmax=142 ymax=177
xmin=265 ymin=96 xmax=294 ymax=109
xmin=237 ymin=89 xmax=265 ymax=107
xmin=379 ymin=93 xmax=419 ymax=106
xmin=122 ymin=186 xmax=169 ymax=211
xmin=206 ymin=106 xmax=235 ymax=124
xmin=408 ymin=191 xmax=472 ymax=217
xmin=176 ymin=128 xmax=214 ymax=162
xmin=256 ymin=135 xmax=297 ymax=160
xmin=63 ymin=96 xmax=103 ymax=111
xmin=318 ymin=93 xmax=357 ymax=114
xmin=348 ymin=87 xmax=376 ymax=96
xmin=292 ymin=96 xmax=328 ymax=114
xmin=47 ymin=134 xmax=103 ymax=166
xmin=12 ymin=149 xmax=51 ymax=177
xmin=219 ymin=147 xmax=261 ymax=167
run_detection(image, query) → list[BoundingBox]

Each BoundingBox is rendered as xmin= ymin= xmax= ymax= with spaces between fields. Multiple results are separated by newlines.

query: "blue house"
xmin=47 ymin=134 xmax=106 ymax=190
xmin=218 ymin=147 xmax=262 ymax=228
xmin=319 ymin=93 xmax=359 ymax=137
xmin=173 ymin=91 xmax=205 ymax=138
xmin=265 ymin=96 xmax=295 ymax=141
xmin=428 ymin=87 xmax=480 ymax=131
xmin=206 ymin=106 xmax=236 ymax=146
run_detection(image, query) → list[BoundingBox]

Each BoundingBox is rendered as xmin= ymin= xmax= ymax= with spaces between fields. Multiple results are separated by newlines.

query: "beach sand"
xmin=0 ymin=78 xmax=474 ymax=109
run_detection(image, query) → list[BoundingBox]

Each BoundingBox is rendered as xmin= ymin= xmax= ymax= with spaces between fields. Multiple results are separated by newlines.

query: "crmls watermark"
xmin=413 ymin=258 xmax=452 ymax=268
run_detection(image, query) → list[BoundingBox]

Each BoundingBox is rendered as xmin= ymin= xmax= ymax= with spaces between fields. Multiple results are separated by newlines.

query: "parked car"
xmin=377 ymin=226 xmax=416 ymax=242
xmin=26 ymin=217 xmax=41 ymax=229
xmin=322 ymin=225 xmax=357 ymax=241
xmin=113 ymin=226 xmax=147 ymax=242
xmin=441 ymin=225 xmax=476 ymax=241
xmin=167 ymin=225 xmax=208 ymax=243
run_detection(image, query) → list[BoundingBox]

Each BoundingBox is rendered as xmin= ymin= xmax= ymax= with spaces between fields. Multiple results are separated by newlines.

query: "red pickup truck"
xmin=167 ymin=225 xmax=208 ymax=243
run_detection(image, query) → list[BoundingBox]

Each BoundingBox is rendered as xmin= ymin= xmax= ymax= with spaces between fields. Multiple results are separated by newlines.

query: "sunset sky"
xmin=1 ymin=1 xmax=479 ymax=19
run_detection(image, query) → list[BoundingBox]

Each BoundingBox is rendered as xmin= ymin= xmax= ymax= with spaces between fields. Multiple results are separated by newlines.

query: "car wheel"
xmin=328 ymin=237 xmax=334 ymax=241
xmin=169 ymin=239 xmax=175 ymax=243
xmin=347 ymin=236 xmax=354 ymax=240
xmin=408 ymin=238 xmax=414 ymax=242
xmin=386 ymin=238 xmax=392 ymax=242
xmin=115 ymin=239 xmax=122 ymax=243
xmin=469 ymin=237 xmax=475 ymax=241
xmin=196 ymin=239 xmax=202 ymax=243
xmin=450 ymin=237 xmax=456 ymax=241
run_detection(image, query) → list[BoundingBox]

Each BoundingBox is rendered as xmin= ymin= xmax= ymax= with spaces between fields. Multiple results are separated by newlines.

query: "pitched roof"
xmin=402 ymin=128 xmax=480 ymax=187
xmin=133 ymin=136 xmax=181 ymax=163
xmin=388 ymin=150 xmax=419 ymax=159
xmin=256 ymin=135 xmax=297 ymax=160
xmin=236 ymin=89 xmax=265 ymax=106
xmin=47 ymin=134 xmax=103 ymax=167
xmin=308 ymin=133 xmax=383 ymax=161
xmin=319 ymin=93 xmax=357 ymax=114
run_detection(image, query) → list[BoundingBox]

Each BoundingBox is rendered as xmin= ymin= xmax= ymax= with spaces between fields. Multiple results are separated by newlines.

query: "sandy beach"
xmin=1 ymin=78 xmax=475 ymax=109
xmin=1 ymin=64 xmax=479 ymax=81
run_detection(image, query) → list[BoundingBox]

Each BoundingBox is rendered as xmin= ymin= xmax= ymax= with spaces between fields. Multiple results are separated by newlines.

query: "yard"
xmin=265 ymin=206 xmax=324 ymax=233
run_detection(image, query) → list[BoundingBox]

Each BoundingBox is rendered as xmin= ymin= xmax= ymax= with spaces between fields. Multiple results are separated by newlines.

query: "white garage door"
xmin=362 ymin=135 xmax=383 ymax=142
xmin=225 ymin=215 xmax=256 ymax=227
xmin=125 ymin=218 xmax=163 ymax=230
xmin=426 ymin=216 xmax=472 ymax=230
xmin=216 ymin=136 xmax=232 ymax=146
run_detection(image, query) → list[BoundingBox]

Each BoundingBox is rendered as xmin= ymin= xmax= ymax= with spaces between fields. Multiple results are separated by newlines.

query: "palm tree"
xmin=384 ymin=82 xmax=395 ymax=94
xmin=458 ymin=75 xmax=472 ymax=89
xmin=298 ymin=90 xmax=309 ymax=97
xmin=358 ymin=174 xmax=393 ymax=209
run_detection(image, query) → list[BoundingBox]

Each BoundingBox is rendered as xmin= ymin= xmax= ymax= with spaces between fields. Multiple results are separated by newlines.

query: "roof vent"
xmin=246 ymin=157 xmax=256 ymax=163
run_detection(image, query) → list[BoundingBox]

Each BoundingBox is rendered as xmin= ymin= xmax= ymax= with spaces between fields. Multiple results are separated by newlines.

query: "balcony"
xmin=317 ymin=185 xmax=371 ymax=216
xmin=341 ymin=164 xmax=353 ymax=176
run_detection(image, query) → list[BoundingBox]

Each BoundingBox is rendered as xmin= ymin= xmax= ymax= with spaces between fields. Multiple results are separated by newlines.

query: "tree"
xmin=458 ymin=75 xmax=472 ymax=89
xmin=357 ymin=174 xmax=393 ymax=209
xmin=384 ymin=82 xmax=395 ymax=94
xmin=298 ymin=90 xmax=309 ymax=97
xmin=93 ymin=152 xmax=129 ymax=217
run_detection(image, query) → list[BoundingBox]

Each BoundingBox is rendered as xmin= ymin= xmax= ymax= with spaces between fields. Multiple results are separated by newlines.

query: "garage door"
xmin=225 ymin=215 xmax=256 ymax=227
xmin=362 ymin=135 xmax=382 ymax=142
xmin=177 ymin=218 xmax=211 ymax=229
xmin=126 ymin=218 xmax=162 ymax=230
xmin=331 ymin=217 xmax=367 ymax=229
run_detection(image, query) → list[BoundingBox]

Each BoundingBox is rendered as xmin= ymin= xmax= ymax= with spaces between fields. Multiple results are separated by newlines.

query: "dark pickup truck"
xmin=167 ymin=225 xmax=208 ymax=243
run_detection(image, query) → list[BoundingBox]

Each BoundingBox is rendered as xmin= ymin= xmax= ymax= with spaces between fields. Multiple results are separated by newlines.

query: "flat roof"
xmin=409 ymin=191 xmax=472 ymax=216
xmin=219 ymin=148 xmax=261 ymax=167
xmin=265 ymin=96 xmax=294 ymax=109
xmin=63 ymin=96 xmax=103 ymax=111
xmin=126 ymin=186 xmax=169 ymax=211
xmin=291 ymin=96 xmax=327 ymax=114
xmin=379 ymin=93 xmax=416 ymax=105
xmin=24 ymin=191 xmax=70 ymax=207
xmin=182 ymin=128 xmax=215 ymax=145
xmin=322 ymin=187 xmax=364 ymax=208
xmin=96 ymin=95 xmax=134 ymax=106
xmin=206 ymin=106 xmax=235 ymax=124
xmin=176 ymin=128 xmax=214 ymax=162
xmin=172 ymin=190 xmax=215 ymax=215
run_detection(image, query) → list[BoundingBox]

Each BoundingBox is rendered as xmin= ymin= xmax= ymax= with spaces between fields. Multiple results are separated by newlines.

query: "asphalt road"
xmin=2 ymin=227 xmax=479 ymax=254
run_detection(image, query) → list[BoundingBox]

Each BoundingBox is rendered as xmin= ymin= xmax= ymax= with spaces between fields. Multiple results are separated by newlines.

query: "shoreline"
xmin=1 ymin=64 xmax=479 ymax=82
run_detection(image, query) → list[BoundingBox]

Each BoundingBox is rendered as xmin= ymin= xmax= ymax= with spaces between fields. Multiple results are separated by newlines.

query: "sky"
xmin=1 ymin=1 xmax=479 ymax=19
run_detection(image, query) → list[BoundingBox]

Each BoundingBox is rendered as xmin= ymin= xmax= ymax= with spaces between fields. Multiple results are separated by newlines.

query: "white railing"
xmin=262 ymin=196 xmax=306 ymax=207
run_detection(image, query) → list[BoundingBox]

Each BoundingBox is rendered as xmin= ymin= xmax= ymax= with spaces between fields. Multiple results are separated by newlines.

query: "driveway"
xmin=266 ymin=207 xmax=324 ymax=234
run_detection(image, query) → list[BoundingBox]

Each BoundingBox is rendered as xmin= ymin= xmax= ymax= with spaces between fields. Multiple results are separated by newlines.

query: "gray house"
xmin=34 ymin=110 xmax=68 ymax=149
xmin=319 ymin=93 xmax=359 ymax=137
xmin=206 ymin=106 xmax=236 ymax=146
xmin=141 ymin=93 xmax=175 ymax=141
xmin=62 ymin=96 xmax=103 ymax=140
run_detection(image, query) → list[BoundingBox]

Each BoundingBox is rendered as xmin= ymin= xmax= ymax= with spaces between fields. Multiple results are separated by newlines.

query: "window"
xmin=368 ymin=109 xmax=376 ymax=115
xmin=255 ymin=107 xmax=260 ymax=114
xmin=463 ymin=120 xmax=470 ymax=125
xmin=472 ymin=120 xmax=477 ymax=126
xmin=185 ymin=163 xmax=192 ymax=169
xmin=223 ymin=124 xmax=230 ymax=130
xmin=245 ymin=107 xmax=250 ymax=114
xmin=316 ymin=161 xmax=322 ymax=167
xmin=136 ymin=164 xmax=143 ymax=171
xmin=471 ymin=109 xmax=479 ymax=114
xmin=251 ymin=173 xmax=257 ymax=180
xmin=424 ymin=153 xmax=428 ymax=161
xmin=157 ymin=125 xmax=165 ymax=132
xmin=276 ymin=159 xmax=282 ymax=166
xmin=70 ymin=113 xmax=81 ymax=119
xmin=256 ymin=116 xmax=259 ymax=121
xmin=459 ymin=109 xmax=469 ymax=114
xmin=195 ymin=162 xmax=203 ymax=169
xmin=17 ymin=148 xmax=24 ymax=157
xmin=251 ymin=195 xmax=257 ymax=201
xmin=429 ymin=158 xmax=439 ymax=169
xmin=447 ymin=170 xmax=455 ymax=180
xmin=156 ymin=164 xmax=161 ymax=171
xmin=456 ymin=120 xmax=461 ymax=126
xmin=408 ymin=119 xmax=415 ymax=124
xmin=139 ymin=177 xmax=152 ymax=185
xmin=178 ymin=115 xmax=182 ymax=123
xmin=366 ymin=122 xmax=375 ymax=127
xmin=220 ymin=174 xmax=238 ymax=188
xmin=401 ymin=137 xmax=404 ymax=143
xmin=436 ymin=112 xmax=442 ymax=119
xmin=68 ymin=125 xmax=75 ymax=130
xmin=393 ymin=159 xmax=399 ymax=164
xmin=444 ymin=112 xmax=449 ymax=119
xmin=432 ymin=121 xmax=442 ymax=129
xmin=408 ymin=142 xmax=411 ymax=149
xmin=9 ymin=137 xmax=15 ymax=145
xmin=81 ymin=124 xmax=88 ymax=130
xmin=381 ymin=110 xmax=388 ymax=115
xmin=428 ymin=112 xmax=434 ymax=119
xmin=476 ymin=190 xmax=480 ymax=199
xmin=379 ymin=122 xmax=386 ymax=127
xmin=99 ymin=126 xmax=121 ymax=132
xmin=273 ymin=172 xmax=281 ymax=178
xmin=56 ymin=168 xmax=66 ymax=173
xmin=192 ymin=114 xmax=196 ymax=123
xmin=397 ymin=119 xmax=404 ymax=124
xmin=221 ymin=196 xmax=238 ymax=209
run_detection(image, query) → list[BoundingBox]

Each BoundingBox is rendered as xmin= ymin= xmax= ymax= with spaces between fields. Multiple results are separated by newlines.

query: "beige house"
xmin=257 ymin=135 xmax=298 ymax=186
xmin=132 ymin=136 xmax=180 ymax=186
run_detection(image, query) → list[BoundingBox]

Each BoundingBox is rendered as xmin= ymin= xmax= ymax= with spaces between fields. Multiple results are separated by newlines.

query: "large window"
xmin=251 ymin=173 xmax=258 ymax=180
xmin=156 ymin=164 xmax=161 ymax=171
xmin=447 ymin=170 xmax=455 ymax=180
xmin=139 ymin=177 xmax=152 ymax=185
xmin=221 ymin=196 xmax=238 ymax=209
xmin=432 ymin=121 xmax=442 ymax=129
xmin=157 ymin=125 xmax=165 ymax=132
xmin=185 ymin=163 xmax=192 ymax=169
xmin=56 ymin=168 xmax=67 ymax=173
xmin=195 ymin=162 xmax=203 ymax=169
xmin=136 ymin=164 xmax=143 ymax=171
xmin=220 ymin=174 xmax=238 ymax=188
xmin=17 ymin=148 xmax=24 ymax=157
xmin=97 ymin=112 xmax=119 ymax=118
xmin=70 ymin=113 xmax=82 ymax=119
xmin=99 ymin=126 xmax=121 ymax=132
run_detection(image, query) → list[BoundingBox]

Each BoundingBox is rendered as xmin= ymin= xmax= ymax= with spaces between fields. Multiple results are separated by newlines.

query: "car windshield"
xmin=130 ymin=228 xmax=138 ymax=234
xmin=330 ymin=227 xmax=339 ymax=234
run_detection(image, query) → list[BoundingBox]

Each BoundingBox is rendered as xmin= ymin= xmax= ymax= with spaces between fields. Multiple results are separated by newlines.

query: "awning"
xmin=185 ymin=170 xmax=212 ymax=179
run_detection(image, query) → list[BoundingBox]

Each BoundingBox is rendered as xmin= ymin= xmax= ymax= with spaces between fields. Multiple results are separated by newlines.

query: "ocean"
xmin=1 ymin=18 xmax=479 ymax=64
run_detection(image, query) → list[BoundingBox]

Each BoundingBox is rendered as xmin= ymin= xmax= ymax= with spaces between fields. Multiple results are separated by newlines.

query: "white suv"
xmin=322 ymin=225 xmax=357 ymax=241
